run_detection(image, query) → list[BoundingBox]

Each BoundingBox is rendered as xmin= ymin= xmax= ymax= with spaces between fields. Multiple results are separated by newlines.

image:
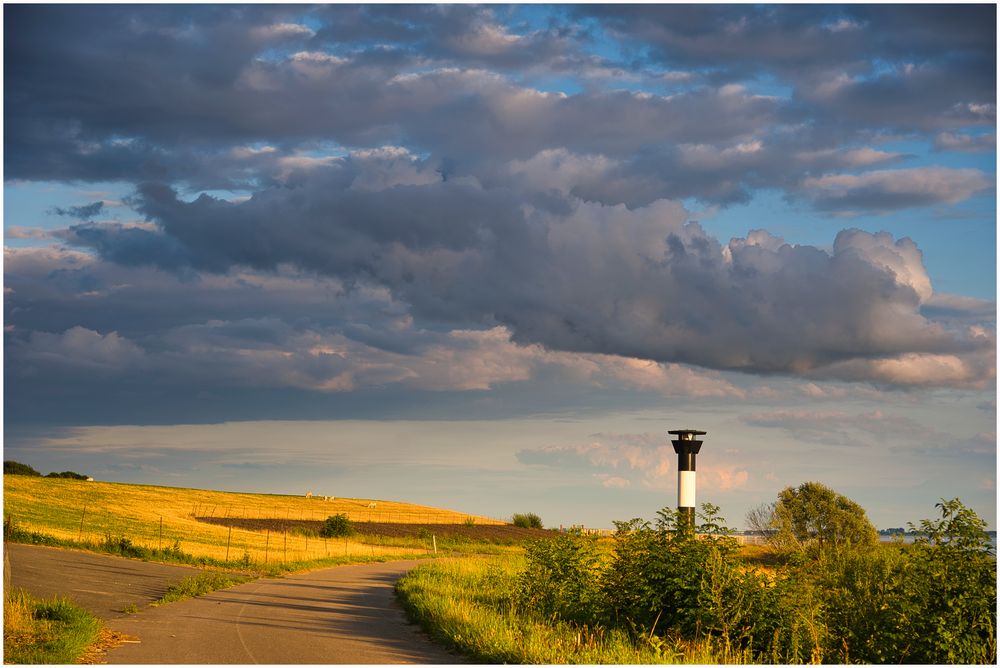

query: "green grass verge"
xmin=3 ymin=589 xmax=102 ymax=664
xmin=395 ymin=555 xmax=739 ymax=664
xmin=153 ymin=571 xmax=255 ymax=605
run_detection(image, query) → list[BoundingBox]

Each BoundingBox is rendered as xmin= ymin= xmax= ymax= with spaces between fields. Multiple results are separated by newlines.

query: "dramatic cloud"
xmin=798 ymin=167 xmax=994 ymax=214
xmin=52 ymin=175 xmax=990 ymax=386
xmin=4 ymin=4 xmax=996 ymax=428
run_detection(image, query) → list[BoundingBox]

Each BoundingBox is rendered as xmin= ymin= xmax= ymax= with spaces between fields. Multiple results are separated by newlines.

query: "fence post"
xmin=283 ymin=531 xmax=287 ymax=562
xmin=78 ymin=506 xmax=87 ymax=542
xmin=433 ymin=535 xmax=437 ymax=555
xmin=264 ymin=529 xmax=270 ymax=564
xmin=226 ymin=526 xmax=232 ymax=562
xmin=158 ymin=516 xmax=163 ymax=551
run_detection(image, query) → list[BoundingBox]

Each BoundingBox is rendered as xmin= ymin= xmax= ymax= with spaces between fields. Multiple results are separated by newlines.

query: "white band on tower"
xmin=678 ymin=470 xmax=696 ymax=508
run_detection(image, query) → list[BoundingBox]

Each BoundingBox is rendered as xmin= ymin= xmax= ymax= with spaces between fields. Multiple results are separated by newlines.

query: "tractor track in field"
xmin=196 ymin=515 xmax=558 ymax=542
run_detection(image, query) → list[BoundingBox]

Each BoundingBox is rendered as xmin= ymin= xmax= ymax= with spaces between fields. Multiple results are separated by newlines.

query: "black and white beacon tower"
xmin=669 ymin=429 xmax=706 ymax=528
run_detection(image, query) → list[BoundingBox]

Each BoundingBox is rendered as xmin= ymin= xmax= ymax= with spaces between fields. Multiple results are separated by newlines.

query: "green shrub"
xmin=523 ymin=504 xmax=821 ymax=663
xmin=512 ymin=513 xmax=543 ymax=529
xmin=517 ymin=531 xmax=603 ymax=624
xmin=898 ymin=499 xmax=996 ymax=664
xmin=816 ymin=543 xmax=908 ymax=663
xmin=814 ymin=498 xmax=996 ymax=664
xmin=4 ymin=461 xmax=41 ymax=476
xmin=100 ymin=534 xmax=153 ymax=559
xmin=319 ymin=514 xmax=354 ymax=537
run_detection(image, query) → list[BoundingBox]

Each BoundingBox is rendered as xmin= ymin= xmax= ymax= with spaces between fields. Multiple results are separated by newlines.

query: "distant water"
xmin=880 ymin=532 xmax=997 ymax=549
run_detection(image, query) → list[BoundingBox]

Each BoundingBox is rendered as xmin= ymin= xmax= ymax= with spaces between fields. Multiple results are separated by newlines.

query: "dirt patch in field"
xmin=196 ymin=516 xmax=558 ymax=543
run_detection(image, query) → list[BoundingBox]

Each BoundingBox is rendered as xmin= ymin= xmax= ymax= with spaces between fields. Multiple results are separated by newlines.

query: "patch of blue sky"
xmin=745 ymin=73 xmax=794 ymax=100
xmin=689 ymin=190 xmax=828 ymax=248
xmin=254 ymin=46 xmax=297 ymax=64
xmin=4 ymin=180 xmax=134 ymax=244
xmin=298 ymin=10 xmax=324 ymax=34
xmin=297 ymin=141 xmax=350 ymax=159
xmin=177 ymin=189 xmax=253 ymax=204
xmin=520 ymin=73 xmax=584 ymax=96
xmin=879 ymin=138 xmax=996 ymax=173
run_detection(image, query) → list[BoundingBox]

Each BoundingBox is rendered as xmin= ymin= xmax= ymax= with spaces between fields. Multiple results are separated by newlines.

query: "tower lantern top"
xmin=668 ymin=429 xmax=707 ymax=441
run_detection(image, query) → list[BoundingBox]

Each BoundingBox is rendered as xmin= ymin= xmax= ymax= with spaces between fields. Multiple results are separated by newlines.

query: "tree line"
xmin=4 ymin=460 xmax=89 ymax=480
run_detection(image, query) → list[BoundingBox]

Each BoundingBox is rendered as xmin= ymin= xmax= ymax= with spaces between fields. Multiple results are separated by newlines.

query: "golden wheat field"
xmin=3 ymin=476 xmax=505 ymax=563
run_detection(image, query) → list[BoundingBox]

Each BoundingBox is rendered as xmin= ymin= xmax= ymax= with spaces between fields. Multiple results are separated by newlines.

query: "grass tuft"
xmin=3 ymin=588 xmax=102 ymax=664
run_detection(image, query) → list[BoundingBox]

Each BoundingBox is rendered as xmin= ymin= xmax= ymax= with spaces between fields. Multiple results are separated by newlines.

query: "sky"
xmin=3 ymin=4 xmax=997 ymax=530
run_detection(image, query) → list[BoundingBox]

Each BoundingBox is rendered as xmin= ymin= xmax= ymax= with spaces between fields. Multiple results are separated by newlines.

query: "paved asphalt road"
xmin=5 ymin=543 xmax=201 ymax=619
xmin=6 ymin=544 xmax=463 ymax=664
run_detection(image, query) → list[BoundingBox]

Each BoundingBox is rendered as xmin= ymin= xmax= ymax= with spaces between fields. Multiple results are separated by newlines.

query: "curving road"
xmin=6 ymin=544 xmax=462 ymax=664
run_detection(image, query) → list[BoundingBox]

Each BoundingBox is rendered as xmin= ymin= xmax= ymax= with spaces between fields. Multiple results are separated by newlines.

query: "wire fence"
xmin=188 ymin=502 xmax=508 ymax=526
xmin=6 ymin=508 xmax=441 ymax=566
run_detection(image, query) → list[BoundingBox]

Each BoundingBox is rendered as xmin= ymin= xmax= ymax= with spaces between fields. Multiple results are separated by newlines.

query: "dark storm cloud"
xmin=580 ymin=5 xmax=995 ymax=137
xmin=50 ymin=174 xmax=991 ymax=383
xmin=581 ymin=5 xmax=995 ymax=86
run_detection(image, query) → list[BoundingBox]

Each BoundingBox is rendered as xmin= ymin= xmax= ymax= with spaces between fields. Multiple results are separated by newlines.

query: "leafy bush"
xmin=100 ymin=534 xmax=152 ymax=559
xmin=601 ymin=505 xmax=804 ymax=659
xmin=319 ymin=514 xmax=354 ymax=537
xmin=814 ymin=543 xmax=908 ymax=663
xmin=512 ymin=513 xmax=543 ymax=529
xmin=898 ymin=499 xmax=996 ymax=663
xmin=813 ymin=498 xmax=996 ymax=664
xmin=4 ymin=461 xmax=41 ymax=476
xmin=518 ymin=531 xmax=603 ymax=624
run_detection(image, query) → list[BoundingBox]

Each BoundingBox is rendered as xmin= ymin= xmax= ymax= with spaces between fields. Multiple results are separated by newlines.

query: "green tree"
xmin=45 ymin=471 xmax=88 ymax=480
xmin=771 ymin=482 xmax=877 ymax=551
xmin=3 ymin=461 xmax=41 ymax=476
xmin=511 ymin=513 xmax=543 ymax=529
